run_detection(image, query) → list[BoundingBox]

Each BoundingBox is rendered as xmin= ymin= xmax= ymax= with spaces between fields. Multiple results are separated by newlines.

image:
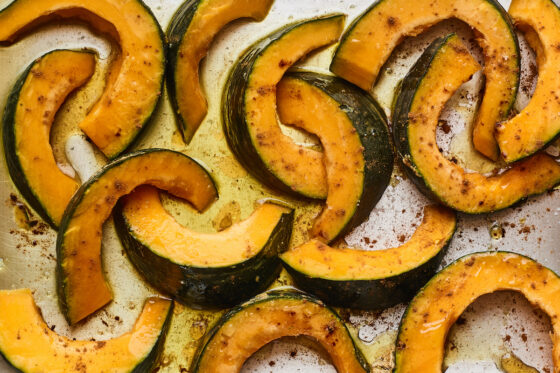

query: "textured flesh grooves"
xmin=3 ymin=50 xmax=95 ymax=228
xmin=57 ymin=149 xmax=217 ymax=324
xmin=394 ymin=252 xmax=560 ymax=372
xmin=330 ymin=0 xmax=519 ymax=161
xmin=0 ymin=289 xmax=172 ymax=373
xmin=496 ymin=0 xmax=560 ymax=162
xmin=167 ymin=0 xmax=273 ymax=142
xmin=0 ymin=0 xmax=165 ymax=159
xmin=394 ymin=34 xmax=560 ymax=214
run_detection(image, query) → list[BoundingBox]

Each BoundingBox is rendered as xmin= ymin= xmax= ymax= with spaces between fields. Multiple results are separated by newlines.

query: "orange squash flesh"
xmin=394 ymin=252 xmax=560 ymax=372
xmin=395 ymin=34 xmax=560 ymax=214
xmin=496 ymin=0 xmax=560 ymax=162
xmin=121 ymin=185 xmax=290 ymax=266
xmin=6 ymin=50 xmax=95 ymax=228
xmin=57 ymin=149 xmax=217 ymax=325
xmin=0 ymin=0 xmax=165 ymax=159
xmin=168 ymin=0 xmax=274 ymax=142
xmin=0 ymin=289 xmax=172 ymax=373
xmin=243 ymin=15 xmax=346 ymax=199
xmin=330 ymin=0 xmax=519 ymax=161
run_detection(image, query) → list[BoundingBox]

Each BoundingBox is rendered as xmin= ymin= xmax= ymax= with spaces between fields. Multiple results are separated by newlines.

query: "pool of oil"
xmin=0 ymin=0 xmax=558 ymax=372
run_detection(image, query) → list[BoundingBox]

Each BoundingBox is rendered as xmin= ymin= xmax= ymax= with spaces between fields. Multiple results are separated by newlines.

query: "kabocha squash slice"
xmin=114 ymin=185 xmax=293 ymax=308
xmin=281 ymin=205 xmax=456 ymax=310
xmin=277 ymin=73 xmax=392 ymax=243
xmin=394 ymin=252 xmax=560 ymax=372
xmin=56 ymin=149 xmax=218 ymax=325
xmin=393 ymin=34 xmax=560 ymax=214
xmin=191 ymin=289 xmax=370 ymax=373
xmin=0 ymin=0 xmax=166 ymax=159
xmin=223 ymin=15 xmax=345 ymax=199
xmin=3 ymin=50 xmax=95 ymax=229
xmin=167 ymin=0 xmax=274 ymax=142
xmin=496 ymin=0 xmax=560 ymax=163
xmin=0 ymin=289 xmax=172 ymax=373
xmin=330 ymin=0 xmax=519 ymax=161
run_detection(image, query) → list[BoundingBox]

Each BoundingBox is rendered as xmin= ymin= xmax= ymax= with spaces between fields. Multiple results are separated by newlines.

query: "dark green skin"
xmin=222 ymin=15 xmax=347 ymax=200
xmin=114 ymin=199 xmax=294 ymax=309
xmin=190 ymin=289 xmax=371 ymax=372
xmin=56 ymin=149 xmax=215 ymax=324
xmin=282 ymin=220 xmax=455 ymax=310
xmin=0 ymin=300 xmax=173 ymax=373
xmin=166 ymin=0 xmax=200 ymax=142
xmin=2 ymin=49 xmax=95 ymax=229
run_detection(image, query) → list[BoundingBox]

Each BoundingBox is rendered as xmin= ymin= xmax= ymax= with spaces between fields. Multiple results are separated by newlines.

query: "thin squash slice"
xmin=394 ymin=252 xmax=560 ymax=372
xmin=276 ymin=72 xmax=393 ymax=243
xmin=3 ymin=50 xmax=95 ymax=229
xmin=57 ymin=149 xmax=218 ymax=325
xmin=167 ymin=0 xmax=274 ymax=142
xmin=191 ymin=289 xmax=370 ymax=373
xmin=223 ymin=15 xmax=345 ymax=199
xmin=496 ymin=0 xmax=560 ymax=162
xmin=0 ymin=289 xmax=172 ymax=373
xmin=114 ymin=185 xmax=293 ymax=308
xmin=330 ymin=0 xmax=519 ymax=161
xmin=0 ymin=0 xmax=166 ymax=159
xmin=281 ymin=205 xmax=456 ymax=310
xmin=393 ymin=34 xmax=560 ymax=214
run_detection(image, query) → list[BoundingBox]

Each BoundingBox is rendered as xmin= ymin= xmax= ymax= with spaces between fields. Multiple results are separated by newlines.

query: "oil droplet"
xmin=490 ymin=222 xmax=504 ymax=240
xmin=501 ymin=353 xmax=538 ymax=373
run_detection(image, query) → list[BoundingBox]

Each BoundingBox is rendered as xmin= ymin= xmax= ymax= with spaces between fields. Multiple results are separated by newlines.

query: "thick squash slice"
xmin=393 ymin=34 xmax=560 ymax=214
xmin=281 ymin=205 xmax=456 ymax=310
xmin=3 ymin=50 xmax=95 ymax=229
xmin=330 ymin=0 xmax=519 ymax=161
xmin=0 ymin=0 xmax=166 ymax=159
xmin=167 ymin=0 xmax=274 ymax=142
xmin=57 ymin=149 xmax=218 ymax=325
xmin=496 ymin=0 xmax=560 ymax=162
xmin=394 ymin=252 xmax=560 ymax=372
xmin=223 ymin=15 xmax=345 ymax=199
xmin=114 ymin=185 xmax=293 ymax=308
xmin=0 ymin=289 xmax=172 ymax=373
xmin=191 ymin=289 xmax=369 ymax=372
xmin=276 ymin=73 xmax=392 ymax=243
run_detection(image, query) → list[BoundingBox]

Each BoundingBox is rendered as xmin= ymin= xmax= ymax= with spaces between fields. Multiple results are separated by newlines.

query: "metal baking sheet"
xmin=0 ymin=0 xmax=558 ymax=371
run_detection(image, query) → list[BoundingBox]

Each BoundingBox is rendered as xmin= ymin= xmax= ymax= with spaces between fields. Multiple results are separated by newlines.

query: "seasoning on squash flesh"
xmin=330 ymin=0 xmax=519 ymax=161
xmin=393 ymin=34 xmax=560 ymax=214
xmin=56 ymin=149 xmax=218 ymax=325
xmin=3 ymin=50 xmax=95 ymax=229
xmin=114 ymin=185 xmax=294 ymax=308
xmin=222 ymin=15 xmax=346 ymax=199
xmin=281 ymin=205 xmax=456 ymax=309
xmin=0 ymin=289 xmax=173 ymax=373
xmin=496 ymin=0 xmax=560 ymax=162
xmin=394 ymin=252 xmax=560 ymax=372
xmin=167 ymin=0 xmax=274 ymax=142
xmin=0 ymin=0 xmax=166 ymax=159
xmin=277 ymin=72 xmax=393 ymax=243
xmin=191 ymin=290 xmax=370 ymax=373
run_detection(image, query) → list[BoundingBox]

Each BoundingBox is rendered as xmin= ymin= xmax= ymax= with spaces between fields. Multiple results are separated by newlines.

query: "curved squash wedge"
xmin=496 ymin=0 xmax=560 ymax=162
xmin=393 ymin=34 xmax=560 ymax=214
xmin=223 ymin=15 xmax=345 ymax=199
xmin=0 ymin=0 xmax=166 ymax=159
xmin=394 ymin=252 xmax=560 ymax=372
xmin=330 ymin=0 xmax=519 ymax=161
xmin=114 ymin=185 xmax=293 ymax=308
xmin=167 ymin=0 xmax=274 ymax=142
xmin=3 ymin=50 xmax=95 ymax=229
xmin=0 ymin=289 xmax=172 ymax=373
xmin=56 ymin=149 xmax=218 ymax=325
xmin=281 ymin=205 xmax=456 ymax=310
xmin=276 ymin=73 xmax=392 ymax=243
xmin=191 ymin=289 xmax=369 ymax=372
